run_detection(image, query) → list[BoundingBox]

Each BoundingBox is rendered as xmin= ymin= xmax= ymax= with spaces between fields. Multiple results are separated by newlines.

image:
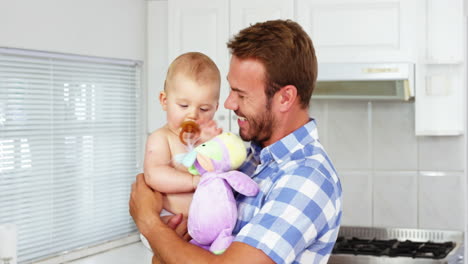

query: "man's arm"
xmin=129 ymin=174 xmax=274 ymax=264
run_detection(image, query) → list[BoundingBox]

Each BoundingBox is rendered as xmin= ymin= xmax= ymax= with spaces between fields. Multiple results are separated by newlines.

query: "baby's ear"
xmin=159 ymin=91 xmax=168 ymax=111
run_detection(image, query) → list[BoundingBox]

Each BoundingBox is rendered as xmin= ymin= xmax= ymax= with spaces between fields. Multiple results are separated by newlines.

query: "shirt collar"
xmin=249 ymin=118 xmax=319 ymax=165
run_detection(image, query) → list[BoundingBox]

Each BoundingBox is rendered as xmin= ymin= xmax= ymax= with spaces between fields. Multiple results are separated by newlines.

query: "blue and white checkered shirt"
xmin=233 ymin=119 xmax=342 ymax=264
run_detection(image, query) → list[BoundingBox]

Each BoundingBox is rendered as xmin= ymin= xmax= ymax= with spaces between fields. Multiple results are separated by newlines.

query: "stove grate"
xmin=333 ymin=237 xmax=456 ymax=259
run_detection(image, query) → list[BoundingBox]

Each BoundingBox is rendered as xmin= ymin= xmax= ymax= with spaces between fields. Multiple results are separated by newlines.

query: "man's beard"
xmin=238 ymin=106 xmax=276 ymax=145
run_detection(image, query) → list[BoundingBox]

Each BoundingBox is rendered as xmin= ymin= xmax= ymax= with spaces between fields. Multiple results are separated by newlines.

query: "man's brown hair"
xmin=227 ymin=19 xmax=317 ymax=108
xmin=165 ymin=52 xmax=221 ymax=98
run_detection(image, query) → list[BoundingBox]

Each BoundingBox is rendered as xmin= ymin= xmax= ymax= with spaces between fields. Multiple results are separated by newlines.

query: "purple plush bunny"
xmin=180 ymin=132 xmax=259 ymax=254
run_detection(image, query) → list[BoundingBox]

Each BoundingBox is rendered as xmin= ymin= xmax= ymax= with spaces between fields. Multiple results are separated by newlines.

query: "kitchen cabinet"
xmin=296 ymin=0 xmax=422 ymax=63
xmin=230 ymin=0 xmax=294 ymax=37
xmin=415 ymin=0 xmax=465 ymax=135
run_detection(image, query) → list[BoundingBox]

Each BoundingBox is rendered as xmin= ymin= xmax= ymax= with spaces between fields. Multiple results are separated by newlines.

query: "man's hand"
xmin=164 ymin=214 xmax=191 ymax=241
xmin=129 ymin=173 xmax=163 ymax=236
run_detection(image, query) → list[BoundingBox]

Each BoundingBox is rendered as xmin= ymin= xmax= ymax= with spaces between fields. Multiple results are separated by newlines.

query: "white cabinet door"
xmin=230 ymin=0 xmax=294 ymax=37
xmin=229 ymin=0 xmax=294 ymax=133
xmin=168 ymin=0 xmax=231 ymax=132
xmin=415 ymin=0 xmax=464 ymax=135
xmin=415 ymin=64 xmax=464 ymax=135
xmin=147 ymin=0 xmax=168 ymax=133
xmin=296 ymin=0 xmax=421 ymax=63
xmin=425 ymin=0 xmax=463 ymax=63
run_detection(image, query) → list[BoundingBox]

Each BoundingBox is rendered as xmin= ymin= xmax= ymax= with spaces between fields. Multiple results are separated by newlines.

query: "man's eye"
xmin=200 ymin=108 xmax=209 ymax=112
xmin=178 ymin=104 xmax=188 ymax=108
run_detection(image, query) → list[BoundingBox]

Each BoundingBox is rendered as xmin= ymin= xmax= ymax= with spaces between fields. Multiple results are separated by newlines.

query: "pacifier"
xmin=179 ymin=120 xmax=200 ymax=146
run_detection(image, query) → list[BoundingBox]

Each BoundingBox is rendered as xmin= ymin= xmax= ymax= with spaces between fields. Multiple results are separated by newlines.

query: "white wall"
xmin=0 ymin=0 xmax=146 ymax=61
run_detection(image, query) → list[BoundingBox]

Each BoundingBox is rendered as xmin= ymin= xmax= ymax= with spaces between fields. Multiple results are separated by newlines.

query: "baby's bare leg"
xmin=163 ymin=192 xmax=194 ymax=216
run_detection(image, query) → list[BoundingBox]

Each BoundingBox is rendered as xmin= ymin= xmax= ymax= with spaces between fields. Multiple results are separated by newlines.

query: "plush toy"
xmin=179 ymin=132 xmax=259 ymax=254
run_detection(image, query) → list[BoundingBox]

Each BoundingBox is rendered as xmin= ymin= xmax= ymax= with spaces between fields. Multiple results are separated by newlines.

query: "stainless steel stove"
xmin=329 ymin=226 xmax=464 ymax=264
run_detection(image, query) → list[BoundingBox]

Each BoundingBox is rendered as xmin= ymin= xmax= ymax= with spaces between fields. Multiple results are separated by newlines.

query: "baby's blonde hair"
xmin=165 ymin=52 xmax=221 ymax=98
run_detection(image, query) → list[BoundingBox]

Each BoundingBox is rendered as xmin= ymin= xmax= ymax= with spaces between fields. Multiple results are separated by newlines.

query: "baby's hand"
xmin=197 ymin=120 xmax=222 ymax=144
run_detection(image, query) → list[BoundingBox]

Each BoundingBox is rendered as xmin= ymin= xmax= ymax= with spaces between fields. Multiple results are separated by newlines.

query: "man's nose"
xmin=224 ymin=92 xmax=237 ymax=111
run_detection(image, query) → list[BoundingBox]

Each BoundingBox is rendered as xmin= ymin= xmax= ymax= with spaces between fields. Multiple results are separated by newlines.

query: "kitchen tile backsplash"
xmin=373 ymin=171 xmax=418 ymax=228
xmin=339 ymin=171 xmax=373 ymax=227
xmin=372 ymin=102 xmax=418 ymax=171
xmin=324 ymin=100 xmax=371 ymax=170
xmin=418 ymin=136 xmax=464 ymax=171
xmin=309 ymin=99 xmax=465 ymax=230
xmin=419 ymin=172 xmax=464 ymax=230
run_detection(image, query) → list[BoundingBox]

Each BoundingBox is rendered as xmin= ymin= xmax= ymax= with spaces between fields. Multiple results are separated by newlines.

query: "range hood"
xmin=314 ymin=63 xmax=415 ymax=101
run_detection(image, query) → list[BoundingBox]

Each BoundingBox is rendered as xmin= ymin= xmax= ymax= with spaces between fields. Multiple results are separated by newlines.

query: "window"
xmin=0 ymin=48 xmax=142 ymax=263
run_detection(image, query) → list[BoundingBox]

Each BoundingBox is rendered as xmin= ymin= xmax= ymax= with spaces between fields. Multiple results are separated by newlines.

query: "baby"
xmin=143 ymin=52 xmax=222 ymax=225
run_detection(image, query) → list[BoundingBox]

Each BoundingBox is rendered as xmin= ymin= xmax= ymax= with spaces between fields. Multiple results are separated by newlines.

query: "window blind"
xmin=0 ymin=48 xmax=142 ymax=263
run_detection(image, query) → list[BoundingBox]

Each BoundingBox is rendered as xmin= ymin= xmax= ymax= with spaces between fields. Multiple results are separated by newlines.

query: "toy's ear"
xmin=197 ymin=153 xmax=214 ymax=172
xmin=220 ymin=171 xmax=259 ymax=196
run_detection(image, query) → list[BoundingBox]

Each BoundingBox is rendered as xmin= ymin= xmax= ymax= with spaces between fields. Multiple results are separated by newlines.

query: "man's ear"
xmin=159 ymin=91 xmax=168 ymax=111
xmin=276 ymin=85 xmax=298 ymax=112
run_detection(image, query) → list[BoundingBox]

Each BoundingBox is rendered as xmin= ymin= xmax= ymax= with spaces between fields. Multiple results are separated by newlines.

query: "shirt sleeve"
xmin=234 ymin=166 xmax=340 ymax=264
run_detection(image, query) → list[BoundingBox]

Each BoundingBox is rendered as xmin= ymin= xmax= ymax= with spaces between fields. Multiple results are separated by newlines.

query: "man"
xmin=130 ymin=19 xmax=342 ymax=264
